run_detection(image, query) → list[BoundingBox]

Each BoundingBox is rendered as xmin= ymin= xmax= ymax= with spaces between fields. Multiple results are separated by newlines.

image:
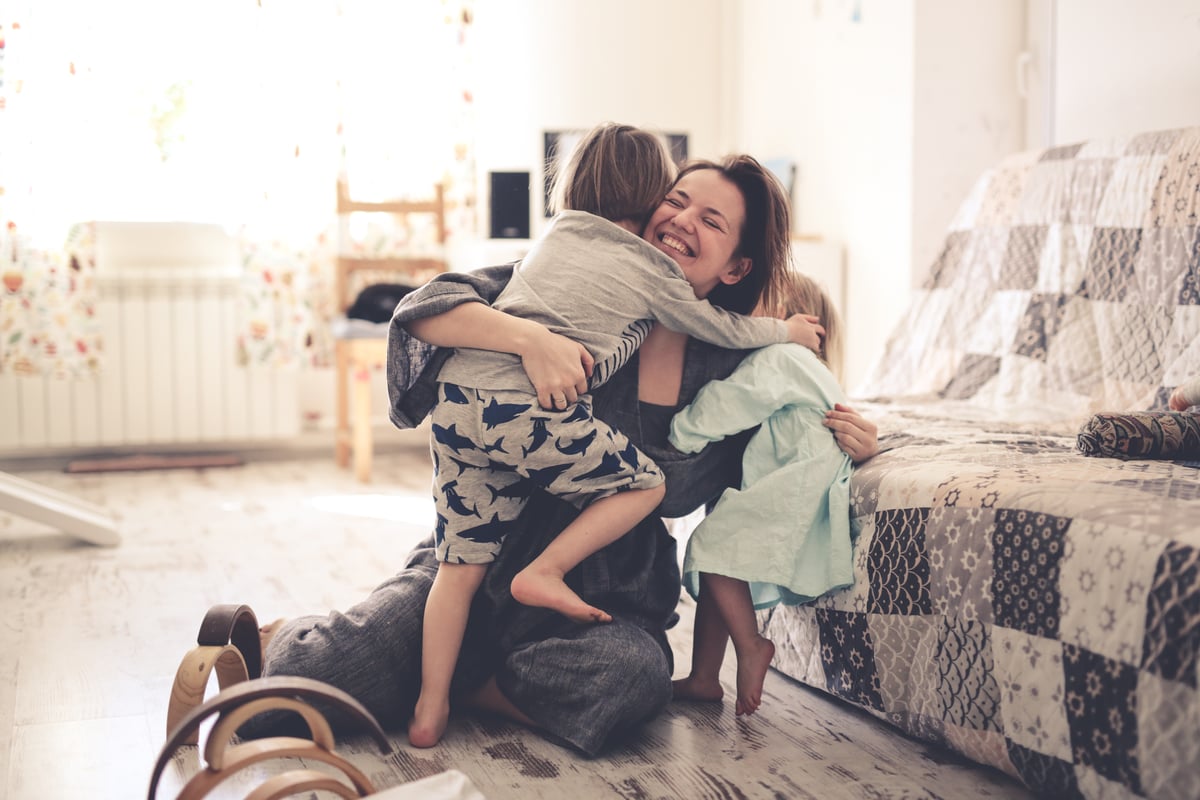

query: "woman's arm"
xmin=823 ymin=403 xmax=879 ymax=464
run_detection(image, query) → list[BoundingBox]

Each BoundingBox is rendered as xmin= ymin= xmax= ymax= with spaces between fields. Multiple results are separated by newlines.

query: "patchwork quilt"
xmin=761 ymin=128 xmax=1200 ymax=799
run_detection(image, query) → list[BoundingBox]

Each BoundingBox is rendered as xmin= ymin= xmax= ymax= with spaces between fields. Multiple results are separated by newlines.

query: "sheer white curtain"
xmin=0 ymin=0 xmax=475 ymax=373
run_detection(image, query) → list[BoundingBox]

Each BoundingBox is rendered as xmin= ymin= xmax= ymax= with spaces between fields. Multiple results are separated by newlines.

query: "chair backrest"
xmin=335 ymin=179 xmax=449 ymax=315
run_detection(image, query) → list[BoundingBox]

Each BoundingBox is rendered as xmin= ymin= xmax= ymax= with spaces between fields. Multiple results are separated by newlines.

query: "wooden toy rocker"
xmin=149 ymin=675 xmax=391 ymax=799
xmin=167 ymin=603 xmax=265 ymax=743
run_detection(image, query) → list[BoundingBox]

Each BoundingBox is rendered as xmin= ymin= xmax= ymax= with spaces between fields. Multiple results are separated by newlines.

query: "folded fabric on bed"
xmin=1076 ymin=411 xmax=1200 ymax=459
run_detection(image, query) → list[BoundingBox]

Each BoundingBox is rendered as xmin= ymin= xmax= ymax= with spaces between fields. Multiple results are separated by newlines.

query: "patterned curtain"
xmin=0 ymin=10 xmax=103 ymax=377
xmin=0 ymin=221 xmax=101 ymax=378
xmin=0 ymin=0 xmax=475 ymax=376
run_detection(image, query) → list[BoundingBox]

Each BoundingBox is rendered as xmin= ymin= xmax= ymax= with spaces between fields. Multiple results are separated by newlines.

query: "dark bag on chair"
xmin=346 ymin=283 xmax=417 ymax=324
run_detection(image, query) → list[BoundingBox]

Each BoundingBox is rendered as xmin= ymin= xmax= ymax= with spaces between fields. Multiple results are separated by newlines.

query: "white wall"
xmin=734 ymin=0 xmax=1024 ymax=392
xmin=912 ymin=1 xmax=1025 ymax=288
xmin=736 ymin=0 xmax=915 ymax=391
xmin=1052 ymin=0 xmax=1200 ymax=144
xmin=470 ymin=0 xmax=727 ymax=240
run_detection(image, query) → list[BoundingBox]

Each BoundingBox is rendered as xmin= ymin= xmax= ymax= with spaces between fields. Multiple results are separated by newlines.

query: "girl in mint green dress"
xmin=669 ymin=273 xmax=854 ymax=717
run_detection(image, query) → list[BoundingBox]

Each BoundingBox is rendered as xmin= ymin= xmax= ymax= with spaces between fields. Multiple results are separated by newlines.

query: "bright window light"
xmin=1 ymin=1 xmax=468 ymax=246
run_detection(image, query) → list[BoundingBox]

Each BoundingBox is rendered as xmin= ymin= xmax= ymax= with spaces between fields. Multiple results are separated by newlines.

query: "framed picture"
xmin=542 ymin=130 xmax=688 ymax=217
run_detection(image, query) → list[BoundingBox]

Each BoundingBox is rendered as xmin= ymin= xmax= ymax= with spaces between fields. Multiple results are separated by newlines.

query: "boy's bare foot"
xmin=510 ymin=567 xmax=612 ymax=624
xmin=258 ymin=618 xmax=285 ymax=656
xmin=672 ymin=674 xmax=723 ymax=703
xmin=408 ymin=694 xmax=451 ymax=748
xmin=734 ymin=636 xmax=775 ymax=716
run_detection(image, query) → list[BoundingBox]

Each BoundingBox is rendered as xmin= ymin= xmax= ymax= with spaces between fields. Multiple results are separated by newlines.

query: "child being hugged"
xmin=669 ymin=272 xmax=854 ymax=717
xmin=412 ymin=122 xmax=824 ymax=747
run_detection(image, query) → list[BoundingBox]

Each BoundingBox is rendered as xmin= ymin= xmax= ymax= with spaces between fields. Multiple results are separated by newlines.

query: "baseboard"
xmin=0 ymin=420 xmax=430 ymax=473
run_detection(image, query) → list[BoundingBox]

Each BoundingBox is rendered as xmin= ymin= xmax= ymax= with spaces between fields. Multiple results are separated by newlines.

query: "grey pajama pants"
xmin=250 ymin=541 xmax=674 ymax=755
xmin=430 ymin=383 xmax=665 ymax=564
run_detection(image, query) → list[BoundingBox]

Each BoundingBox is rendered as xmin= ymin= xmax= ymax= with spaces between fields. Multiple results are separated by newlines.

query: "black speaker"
xmin=489 ymin=171 xmax=531 ymax=239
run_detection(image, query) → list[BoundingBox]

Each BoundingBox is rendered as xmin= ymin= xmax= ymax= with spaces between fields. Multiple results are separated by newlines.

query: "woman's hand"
xmin=823 ymin=402 xmax=879 ymax=464
xmin=784 ymin=313 xmax=825 ymax=354
xmin=518 ymin=325 xmax=594 ymax=410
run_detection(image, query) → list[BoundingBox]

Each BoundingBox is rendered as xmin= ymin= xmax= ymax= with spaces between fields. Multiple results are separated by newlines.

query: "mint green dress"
xmin=668 ymin=343 xmax=854 ymax=609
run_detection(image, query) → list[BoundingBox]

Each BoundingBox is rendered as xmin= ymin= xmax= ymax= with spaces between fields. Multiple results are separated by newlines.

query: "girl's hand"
xmin=784 ymin=313 xmax=825 ymax=354
xmin=823 ymin=402 xmax=879 ymax=464
xmin=1169 ymin=387 xmax=1190 ymax=412
xmin=518 ymin=325 xmax=595 ymax=410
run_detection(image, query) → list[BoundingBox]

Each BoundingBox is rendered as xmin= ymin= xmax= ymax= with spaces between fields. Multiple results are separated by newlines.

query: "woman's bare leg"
xmin=511 ymin=484 xmax=665 ymax=623
xmin=698 ymin=572 xmax=775 ymax=716
xmin=410 ymin=561 xmax=486 ymax=747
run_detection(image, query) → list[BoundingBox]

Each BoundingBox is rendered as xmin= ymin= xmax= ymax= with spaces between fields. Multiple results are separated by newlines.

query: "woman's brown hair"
xmin=675 ymin=155 xmax=793 ymax=316
xmin=548 ymin=123 xmax=676 ymax=229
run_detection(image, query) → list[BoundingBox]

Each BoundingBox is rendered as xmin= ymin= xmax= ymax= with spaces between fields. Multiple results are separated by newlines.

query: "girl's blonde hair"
xmin=548 ymin=122 xmax=676 ymax=229
xmin=771 ymin=272 xmax=844 ymax=381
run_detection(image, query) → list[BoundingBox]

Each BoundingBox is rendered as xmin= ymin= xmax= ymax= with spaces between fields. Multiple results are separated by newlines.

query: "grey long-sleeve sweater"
xmin=437 ymin=211 xmax=787 ymax=393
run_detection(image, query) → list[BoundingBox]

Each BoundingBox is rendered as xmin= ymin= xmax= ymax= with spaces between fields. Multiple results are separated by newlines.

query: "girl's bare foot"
xmin=408 ymin=694 xmax=450 ymax=748
xmin=510 ymin=567 xmax=612 ymax=624
xmin=734 ymin=636 xmax=775 ymax=716
xmin=672 ymin=674 xmax=723 ymax=703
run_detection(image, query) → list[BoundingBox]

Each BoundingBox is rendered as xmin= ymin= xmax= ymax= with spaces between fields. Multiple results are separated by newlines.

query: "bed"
xmin=760 ymin=126 xmax=1200 ymax=800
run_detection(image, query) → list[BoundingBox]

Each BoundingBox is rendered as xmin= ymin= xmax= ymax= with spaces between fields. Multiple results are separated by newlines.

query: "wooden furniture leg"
xmin=352 ymin=361 xmax=373 ymax=483
xmin=335 ymin=341 xmax=351 ymax=469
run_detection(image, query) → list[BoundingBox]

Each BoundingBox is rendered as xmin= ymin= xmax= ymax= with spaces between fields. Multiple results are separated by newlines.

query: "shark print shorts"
xmin=429 ymin=382 xmax=665 ymax=564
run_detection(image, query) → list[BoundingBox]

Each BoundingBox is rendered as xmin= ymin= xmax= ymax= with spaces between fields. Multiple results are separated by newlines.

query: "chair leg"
xmin=351 ymin=365 xmax=373 ymax=483
xmin=334 ymin=342 xmax=350 ymax=469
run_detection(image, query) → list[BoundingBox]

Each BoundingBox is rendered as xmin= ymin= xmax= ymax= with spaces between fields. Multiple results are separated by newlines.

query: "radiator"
xmin=0 ymin=234 xmax=299 ymax=453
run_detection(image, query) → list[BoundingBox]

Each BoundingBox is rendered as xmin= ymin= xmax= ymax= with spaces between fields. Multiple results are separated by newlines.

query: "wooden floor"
xmin=0 ymin=434 xmax=1033 ymax=800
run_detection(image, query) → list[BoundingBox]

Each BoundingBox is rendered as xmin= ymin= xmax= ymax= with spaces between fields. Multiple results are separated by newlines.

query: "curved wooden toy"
xmin=203 ymin=697 xmax=336 ymax=769
xmin=149 ymin=675 xmax=391 ymax=800
xmin=244 ymin=769 xmax=361 ymax=800
xmin=165 ymin=604 xmax=263 ymax=741
xmin=176 ymin=737 xmax=375 ymax=800
xmin=196 ymin=604 xmax=263 ymax=678
xmin=166 ymin=646 xmax=250 ymax=744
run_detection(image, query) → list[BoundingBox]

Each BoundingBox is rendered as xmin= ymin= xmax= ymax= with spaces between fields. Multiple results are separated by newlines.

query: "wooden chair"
xmin=334 ymin=179 xmax=448 ymax=482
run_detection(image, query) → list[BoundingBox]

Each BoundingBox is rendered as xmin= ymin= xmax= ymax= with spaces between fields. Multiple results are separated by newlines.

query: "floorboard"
xmin=0 ymin=437 xmax=1032 ymax=799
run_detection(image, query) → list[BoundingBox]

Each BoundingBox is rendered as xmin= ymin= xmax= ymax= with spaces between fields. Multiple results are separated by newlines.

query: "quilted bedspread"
xmin=761 ymin=127 xmax=1200 ymax=800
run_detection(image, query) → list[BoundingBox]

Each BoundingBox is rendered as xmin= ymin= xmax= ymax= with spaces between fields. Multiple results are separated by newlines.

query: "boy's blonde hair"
xmin=771 ymin=272 xmax=844 ymax=381
xmin=548 ymin=123 xmax=676 ymax=228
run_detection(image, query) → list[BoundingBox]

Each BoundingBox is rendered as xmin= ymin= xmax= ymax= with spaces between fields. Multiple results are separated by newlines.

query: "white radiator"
xmin=0 ymin=224 xmax=299 ymax=453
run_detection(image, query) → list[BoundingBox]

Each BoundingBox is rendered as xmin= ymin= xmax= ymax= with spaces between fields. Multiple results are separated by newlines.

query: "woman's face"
xmin=643 ymin=168 xmax=751 ymax=299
